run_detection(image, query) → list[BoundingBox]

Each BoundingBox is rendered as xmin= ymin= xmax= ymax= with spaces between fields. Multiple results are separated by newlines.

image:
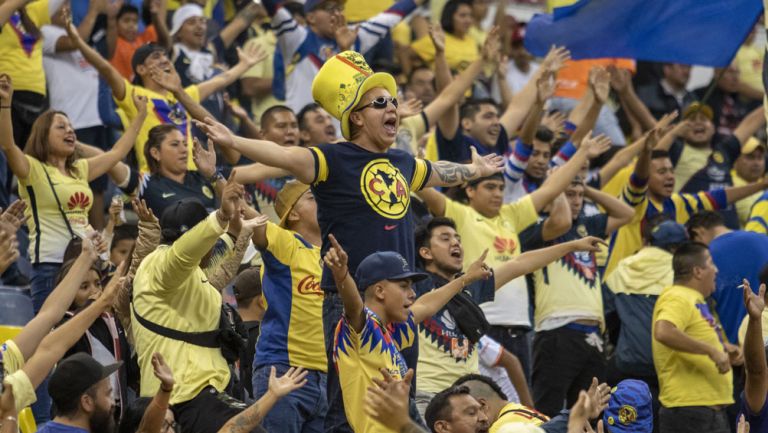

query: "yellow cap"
xmin=683 ymin=102 xmax=714 ymax=121
xmin=275 ymin=180 xmax=310 ymax=228
xmin=311 ymin=51 xmax=397 ymax=140
xmin=742 ymin=136 xmax=767 ymax=155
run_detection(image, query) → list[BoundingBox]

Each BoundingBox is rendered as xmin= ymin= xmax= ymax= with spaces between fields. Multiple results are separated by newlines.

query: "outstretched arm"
xmin=493 ymin=237 xmax=604 ymax=288
xmin=0 ymin=0 xmax=27 ymax=27
xmin=743 ymin=281 xmax=768 ymax=414
xmin=733 ymin=105 xmax=766 ymax=145
xmin=197 ymin=117 xmax=316 ymax=184
xmin=324 ymin=235 xmax=365 ymax=333
xmin=610 ymin=66 xmax=656 ymax=132
xmin=0 ymin=75 xmax=30 ymax=180
xmin=87 ymin=93 xmax=147 ymax=180
xmin=725 ymin=179 xmax=768 ymax=204
xmin=424 ymin=147 xmax=504 ymax=188
xmin=528 ymin=137 xmax=594 ymax=212
xmin=411 ymin=252 xmax=492 ymax=323
xmin=66 ymin=11 xmax=127 ymax=100
xmin=149 ymin=66 xmax=214 ymax=123
xmin=136 ymin=353 xmax=175 ymax=433
xmin=198 ymin=44 xmax=267 ymax=100
xmin=22 ymin=266 xmax=125 ymax=389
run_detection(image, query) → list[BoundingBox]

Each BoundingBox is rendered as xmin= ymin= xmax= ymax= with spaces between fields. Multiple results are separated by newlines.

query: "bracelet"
xmin=160 ymin=385 xmax=173 ymax=393
xmin=0 ymin=105 xmax=10 ymax=109
xmin=3 ymin=416 xmax=17 ymax=423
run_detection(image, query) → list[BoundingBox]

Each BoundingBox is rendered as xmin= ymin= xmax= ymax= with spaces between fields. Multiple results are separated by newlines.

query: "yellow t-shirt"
xmin=241 ymin=28 xmax=281 ymax=126
xmin=334 ymin=308 xmax=417 ymax=433
xmin=737 ymin=309 xmax=768 ymax=347
xmin=731 ymin=169 xmax=762 ymax=228
xmin=652 ymin=284 xmax=733 ymax=407
xmin=673 ymin=145 xmax=711 ymax=192
xmin=114 ymin=80 xmax=200 ymax=173
xmin=0 ymin=0 xmax=49 ymax=95
xmin=444 ymin=195 xmax=538 ymax=326
xmin=132 ymin=212 xmax=230 ymax=405
xmin=490 ymin=403 xmax=549 ymax=433
xmin=18 ymin=155 xmax=92 ymax=264
xmin=410 ymin=32 xmax=479 ymax=72
xmin=1 ymin=339 xmax=36 ymax=411
xmin=343 ymin=0 xmax=393 ymax=22
xmin=257 ymin=223 xmax=326 ymax=372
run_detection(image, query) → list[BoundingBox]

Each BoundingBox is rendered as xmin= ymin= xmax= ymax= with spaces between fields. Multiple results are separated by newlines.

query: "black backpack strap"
xmin=131 ymin=303 xmax=221 ymax=348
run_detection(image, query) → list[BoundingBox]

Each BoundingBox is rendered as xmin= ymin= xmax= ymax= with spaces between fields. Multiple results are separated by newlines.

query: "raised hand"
xmin=541 ymin=111 xmax=566 ymax=138
xmin=99 ymin=261 xmax=127 ymax=307
xmin=132 ymin=198 xmax=158 ymax=223
xmin=241 ymin=214 xmax=270 ymax=233
xmin=585 ymin=377 xmax=610 ymax=419
xmin=0 ymin=228 xmax=19 ymax=274
xmin=589 ymin=66 xmax=611 ymax=104
xmin=268 ymin=366 xmax=308 ymax=398
xmin=0 ymin=199 xmax=27 ymax=231
xmin=219 ymin=170 xmax=244 ymax=222
xmin=365 ymin=369 xmax=414 ymax=431
xmin=0 ymin=73 xmax=12 ymax=102
xmin=223 ymin=93 xmax=250 ymax=120
xmin=743 ymin=279 xmax=766 ymax=320
xmin=569 ymin=236 xmax=608 ymax=253
xmin=195 ymin=117 xmax=235 ymax=148
xmin=236 ymin=43 xmax=268 ymax=68
xmin=193 ymin=138 xmax=217 ymax=179
xmin=428 ymin=23 xmax=446 ymax=53
xmin=585 ymin=134 xmax=611 ymax=160
xmin=481 ymin=26 xmax=501 ymax=63
xmin=132 ymin=90 xmax=148 ymax=117
xmin=81 ymin=231 xmax=106 ymax=261
xmin=541 ymin=45 xmax=571 ymax=73
xmin=465 ymin=249 xmax=492 ymax=282
xmin=106 ymin=0 xmax=124 ymax=18
xmin=738 ymin=414 xmax=751 ymax=433
xmin=63 ymin=6 xmax=80 ymax=40
xmin=608 ymin=66 xmax=631 ymax=94
xmin=107 ymin=199 xmax=124 ymax=227
xmin=536 ymin=71 xmax=556 ymax=103
xmin=151 ymin=352 xmax=175 ymax=391
xmin=334 ymin=19 xmax=358 ymax=52
xmin=567 ymin=391 xmax=594 ymax=433
xmin=470 ymin=147 xmax=504 ymax=178
xmin=323 ymin=234 xmax=349 ymax=283
xmin=397 ymin=98 xmax=423 ymax=119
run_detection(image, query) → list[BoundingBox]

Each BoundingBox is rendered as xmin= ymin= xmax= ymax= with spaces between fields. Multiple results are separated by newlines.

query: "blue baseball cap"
xmin=649 ymin=220 xmax=688 ymax=249
xmin=354 ymin=251 xmax=428 ymax=290
xmin=603 ymin=379 xmax=653 ymax=433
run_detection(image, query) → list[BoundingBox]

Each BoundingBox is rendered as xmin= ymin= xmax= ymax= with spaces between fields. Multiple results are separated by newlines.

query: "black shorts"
xmin=173 ymin=386 xmax=264 ymax=433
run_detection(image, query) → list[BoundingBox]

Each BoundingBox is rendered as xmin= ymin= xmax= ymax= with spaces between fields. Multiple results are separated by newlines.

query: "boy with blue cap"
xmin=603 ymin=379 xmax=654 ymax=433
xmin=323 ymin=234 xmax=491 ymax=433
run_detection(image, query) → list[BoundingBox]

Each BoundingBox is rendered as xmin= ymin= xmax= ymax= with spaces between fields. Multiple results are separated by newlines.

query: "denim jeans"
xmin=253 ymin=364 xmax=327 ymax=433
xmin=29 ymin=263 xmax=61 ymax=314
xmin=322 ymin=292 xmax=353 ymax=433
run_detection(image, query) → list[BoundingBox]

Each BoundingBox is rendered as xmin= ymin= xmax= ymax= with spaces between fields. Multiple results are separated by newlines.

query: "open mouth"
xmin=64 ymin=136 xmax=76 ymax=146
xmin=488 ymin=126 xmax=500 ymax=137
xmin=450 ymin=247 xmax=462 ymax=259
xmin=324 ymin=125 xmax=336 ymax=138
xmin=383 ymin=118 xmax=397 ymax=135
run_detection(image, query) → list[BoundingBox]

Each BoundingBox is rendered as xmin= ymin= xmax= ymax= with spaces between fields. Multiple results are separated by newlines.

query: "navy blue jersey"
xmin=309 ymin=142 xmax=432 ymax=291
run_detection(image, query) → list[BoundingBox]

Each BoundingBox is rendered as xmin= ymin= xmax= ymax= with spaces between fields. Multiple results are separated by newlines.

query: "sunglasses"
xmin=354 ymin=96 xmax=398 ymax=112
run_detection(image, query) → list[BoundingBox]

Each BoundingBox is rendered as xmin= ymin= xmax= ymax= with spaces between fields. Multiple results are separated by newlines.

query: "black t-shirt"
xmin=140 ymin=171 xmax=218 ymax=218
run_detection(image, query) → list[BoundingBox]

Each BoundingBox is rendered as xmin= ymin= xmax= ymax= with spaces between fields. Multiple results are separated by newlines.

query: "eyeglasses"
xmin=354 ymin=96 xmax=398 ymax=112
xmin=162 ymin=420 xmax=179 ymax=433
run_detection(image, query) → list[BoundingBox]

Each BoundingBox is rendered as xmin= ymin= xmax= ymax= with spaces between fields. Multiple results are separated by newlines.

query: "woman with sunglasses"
xmin=0 ymin=74 xmax=146 ymax=314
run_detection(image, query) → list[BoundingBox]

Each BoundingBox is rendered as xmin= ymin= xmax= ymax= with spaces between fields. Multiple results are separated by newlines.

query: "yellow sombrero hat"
xmin=312 ymin=51 xmax=398 ymax=140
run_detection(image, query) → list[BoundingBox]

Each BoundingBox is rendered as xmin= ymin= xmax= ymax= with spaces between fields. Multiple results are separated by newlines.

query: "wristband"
xmin=0 ymin=105 xmax=10 ymax=109
xmin=208 ymin=171 xmax=225 ymax=184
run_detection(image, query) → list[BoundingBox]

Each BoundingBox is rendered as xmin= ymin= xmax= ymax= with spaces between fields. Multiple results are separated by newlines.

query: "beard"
xmin=89 ymin=405 xmax=116 ymax=433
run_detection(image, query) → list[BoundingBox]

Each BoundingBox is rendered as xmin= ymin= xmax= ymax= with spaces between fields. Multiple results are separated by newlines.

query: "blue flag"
xmin=524 ymin=0 xmax=763 ymax=67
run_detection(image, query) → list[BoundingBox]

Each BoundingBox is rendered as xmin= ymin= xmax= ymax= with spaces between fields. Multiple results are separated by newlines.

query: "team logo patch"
xmin=360 ymin=159 xmax=409 ymax=219
xmin=202 ymin=185 xmax=213 ymax=199
xmin=712 ymin=151 xmax=724 ymax=164
xmin=67 ymin=192 xmax=91 ymax=210
xmin=618 ymin=405 xmax=637 ymax=424
xmin=493 ymin=236 xmax=516 ymax=254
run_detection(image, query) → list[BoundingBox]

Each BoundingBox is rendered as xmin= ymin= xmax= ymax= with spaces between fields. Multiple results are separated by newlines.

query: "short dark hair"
xmin=144 ymin=124 xmax=180 ymax=174
xmin=453 ymin=373 xmax=508 ymax=400
xmin=425 ymin=385 xmax=472 ymax=433
xmin=672 ymin=242 xmax=710 ymax=281
xmin=415 ymin=217 xmax=457 ymax=266
xmin=651 ymin=150 xmax=670 ymax=160
xmin=534 ymin=125 xmax=554 ymax=143
xmin=298 ymin=103 xmax=321 ymax=131
xmin=440 ymin=0 xmax=473 ymax=35
xmin=460 ymin=99 xmax=498 ymax=121
xmin=466 ymin=172 xmax=503 ymax=188
xmin=283 ymin=1 xmax=306 ymax=18
xmin=260 ymin=105 xmax=294 ymax=129
xmin=117 ymin=4 xmax=140 ymax=20
xmin=111 ymin=225 xmax=138 ymax=252
xmin=685 ymin=211 xmax=725 ymax=240
xmin=407 ymin=64 xmax=434 ymax=86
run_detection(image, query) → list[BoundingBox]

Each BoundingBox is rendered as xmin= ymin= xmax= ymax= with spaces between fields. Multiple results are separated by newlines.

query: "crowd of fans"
xmin=1 ymin=0 xmax=768 ymax=433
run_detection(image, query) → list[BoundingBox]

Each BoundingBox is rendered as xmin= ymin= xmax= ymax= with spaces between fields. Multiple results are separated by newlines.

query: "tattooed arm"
xmin=423 ymin=147 xmax=504 ymax=188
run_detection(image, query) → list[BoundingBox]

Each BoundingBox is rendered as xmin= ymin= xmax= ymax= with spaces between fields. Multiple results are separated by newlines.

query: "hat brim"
xmin=101 ymin=361 xmax=123 ymax=380
xmin=340 ymin=72 xmax=398 ymax=140
xmin=388 ymin=271 xmax=429 ymax=283
xmin=278 ymin=184 xmax=311 ymax=228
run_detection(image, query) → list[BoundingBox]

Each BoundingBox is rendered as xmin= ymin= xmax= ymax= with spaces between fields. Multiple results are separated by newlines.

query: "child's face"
xmin=72 ymin=270 xmax=102 ymax=310
xmin=110 ymin=238 xmax=135 ymax=266
xmin=117 ymin=12 xmax=139 ymax=42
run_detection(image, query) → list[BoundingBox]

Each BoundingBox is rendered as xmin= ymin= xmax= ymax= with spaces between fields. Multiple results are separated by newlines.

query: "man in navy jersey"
xmin=199 ymin=50 xmax=503 ymax=432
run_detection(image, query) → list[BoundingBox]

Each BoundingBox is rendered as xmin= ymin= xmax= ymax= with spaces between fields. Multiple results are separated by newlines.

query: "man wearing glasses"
xmin=199 ymin=50 xmax=502 ymax=433
xmin=259 ymin=0 xmax=425 ymax=113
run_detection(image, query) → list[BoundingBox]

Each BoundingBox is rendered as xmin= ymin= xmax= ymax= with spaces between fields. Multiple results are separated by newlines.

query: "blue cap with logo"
xmin=354 ymin=251 xmax=428 ymax=290
xmin=603 ymin=379 xmax=653 ymax=433
xmin=649 ymin=220 xmax=688 ymax=249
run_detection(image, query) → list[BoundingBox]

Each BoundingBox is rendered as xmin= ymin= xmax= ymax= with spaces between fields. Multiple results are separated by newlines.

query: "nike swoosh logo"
xmin=162 ymin=192 xmax=176 ymax=199
xmin=384 ymin=225 xmax=397 ymax=231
